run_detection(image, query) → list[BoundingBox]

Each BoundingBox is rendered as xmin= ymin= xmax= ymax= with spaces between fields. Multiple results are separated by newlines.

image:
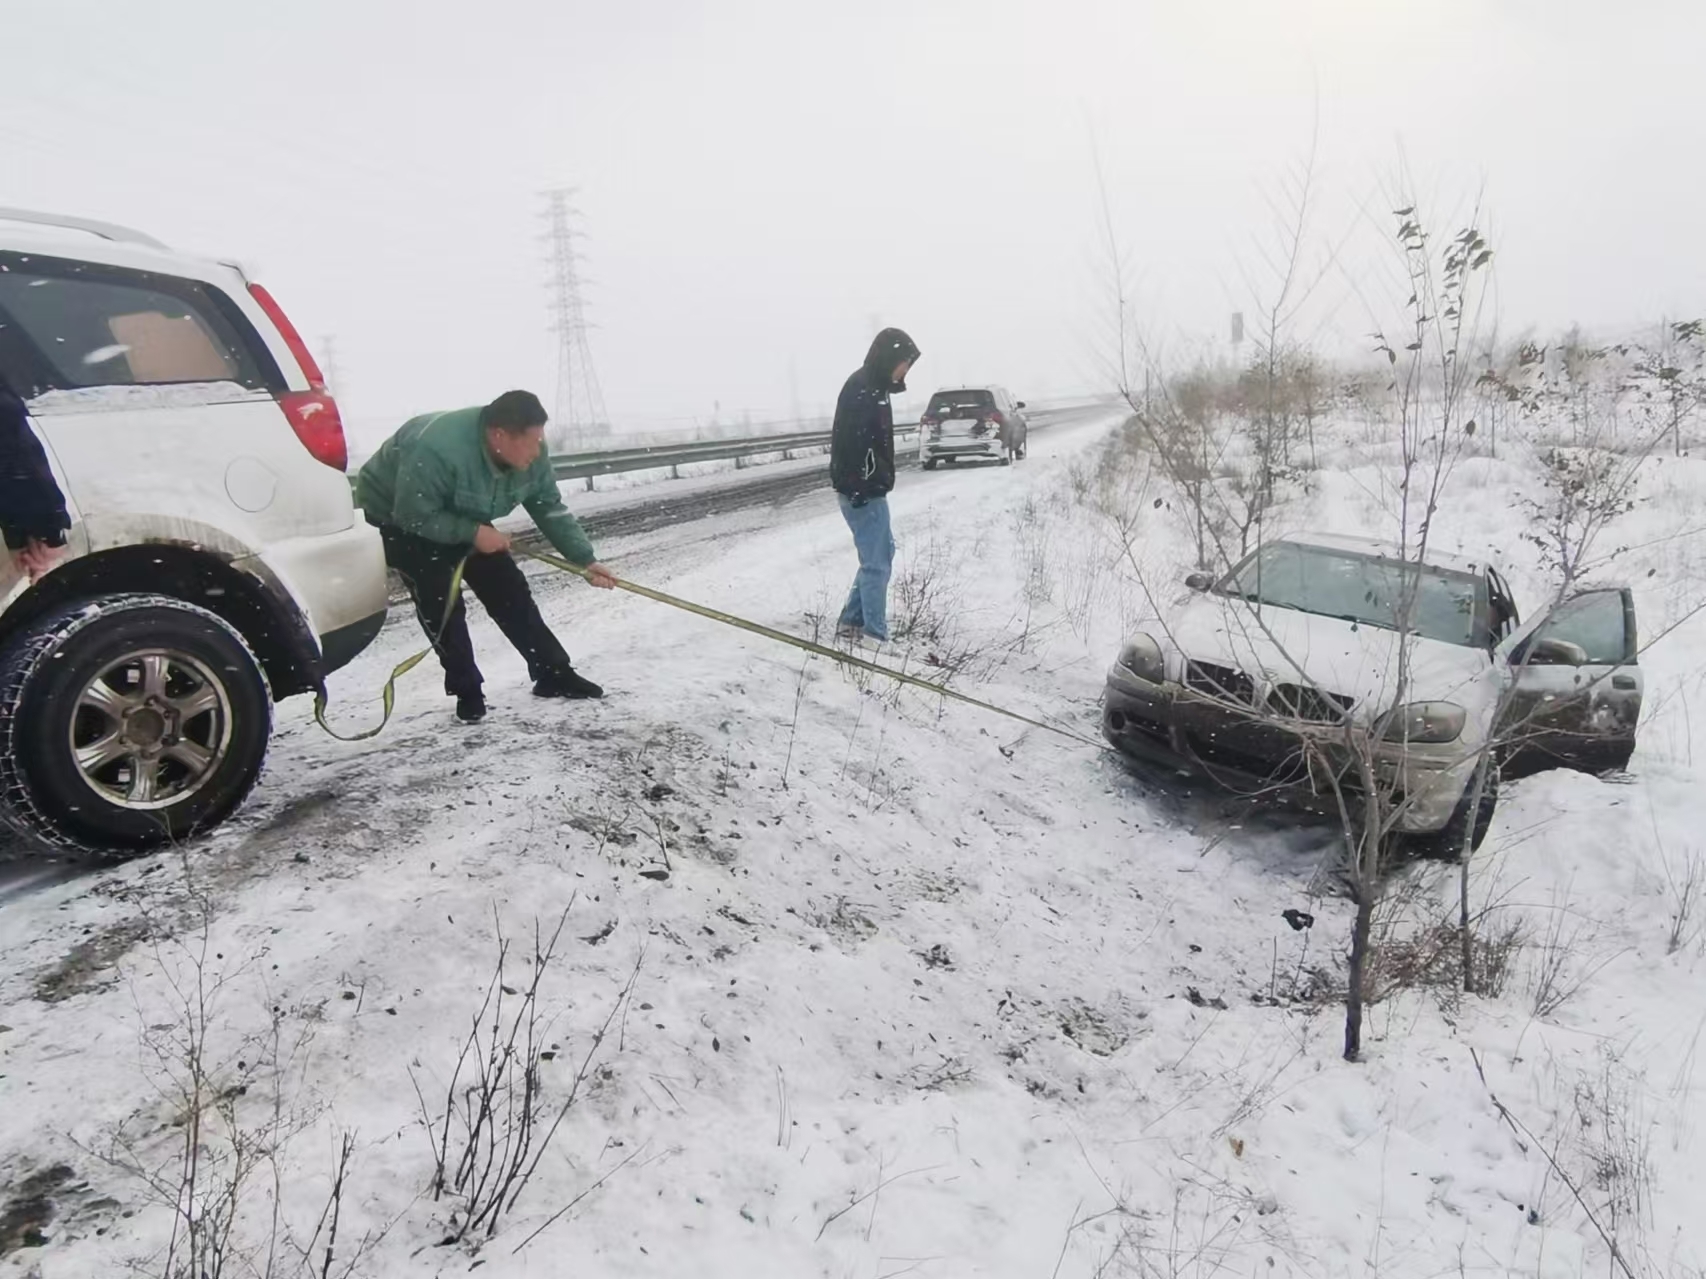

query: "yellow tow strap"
xmin=311 ymin=557 xmax=469 ymax=742
xmin=313 ymin=548 xmax=1103 ymax=750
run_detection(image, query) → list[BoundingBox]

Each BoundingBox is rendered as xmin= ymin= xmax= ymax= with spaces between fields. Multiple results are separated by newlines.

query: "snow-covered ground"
xmin=3 ymin=408 xmax=1704 ymax=1278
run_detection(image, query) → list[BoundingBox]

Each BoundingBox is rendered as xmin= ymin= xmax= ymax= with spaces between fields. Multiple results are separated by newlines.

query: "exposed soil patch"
xmin=33 ymin=919 xmax=153 ymax=1004
xmin=0 ymin=1163 xmax=74 ymax=1255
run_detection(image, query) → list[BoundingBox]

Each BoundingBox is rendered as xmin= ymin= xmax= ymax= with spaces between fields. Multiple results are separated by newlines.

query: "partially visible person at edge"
xmin=828 ymin=327 xmax=920 ymax=647
xmin=0 ymin=374 xmax=70 ymax=584
xmin=355 ymin=390 xmax=618 ymax=724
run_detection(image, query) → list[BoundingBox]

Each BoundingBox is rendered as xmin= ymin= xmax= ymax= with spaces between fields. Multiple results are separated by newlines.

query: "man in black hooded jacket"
xmin=0 ymin=376 xmax=70 ymax=584
xmin=828 ymin=327 xmax=920 ymax=645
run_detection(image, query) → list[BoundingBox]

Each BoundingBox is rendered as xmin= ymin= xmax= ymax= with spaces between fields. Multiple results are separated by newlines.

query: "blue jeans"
xmin=837 ymin=494 xmax=894 ymax=641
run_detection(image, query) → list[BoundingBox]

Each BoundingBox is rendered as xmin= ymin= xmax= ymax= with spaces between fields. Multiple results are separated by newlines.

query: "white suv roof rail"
xmin=0 ymin=206 xmax=169 ymax=251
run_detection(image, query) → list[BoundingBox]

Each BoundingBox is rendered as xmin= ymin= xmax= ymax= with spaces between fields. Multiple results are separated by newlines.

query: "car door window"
xmin=0 ymin=252 xmax=278 ymax=398
xmin=1526 ymin=588 xmax=1634 ymax=665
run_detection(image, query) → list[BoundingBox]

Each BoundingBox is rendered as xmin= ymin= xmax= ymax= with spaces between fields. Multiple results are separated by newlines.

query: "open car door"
xmin=1498 ymin=586 xmax=1641 ymax=776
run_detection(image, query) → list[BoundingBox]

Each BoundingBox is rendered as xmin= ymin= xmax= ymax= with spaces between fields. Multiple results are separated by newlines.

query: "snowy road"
xmin=3 ymin=405 xmax=1704 ymax=1278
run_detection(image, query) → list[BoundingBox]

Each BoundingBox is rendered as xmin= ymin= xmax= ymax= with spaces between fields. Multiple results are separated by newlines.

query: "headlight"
xmin=1117 ymin=634 xmax=1166 ymax=684
xmin=1381 ymin=702 xmax=1466 ymax=744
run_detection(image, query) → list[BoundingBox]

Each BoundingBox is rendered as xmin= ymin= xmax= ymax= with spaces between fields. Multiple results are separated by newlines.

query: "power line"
xmin=540 ymin=189 xmax=610 ymax=450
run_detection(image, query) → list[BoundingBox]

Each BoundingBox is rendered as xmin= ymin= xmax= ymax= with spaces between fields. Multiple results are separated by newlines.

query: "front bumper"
xmin=1100 ymin=665 xmax=1472 ymax=833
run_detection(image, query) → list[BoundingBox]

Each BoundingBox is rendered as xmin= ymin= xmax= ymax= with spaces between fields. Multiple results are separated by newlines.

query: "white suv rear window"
xmin=927 ymin=390 xmax=994 ymax=416
xmin=0 ymin=253 xmax=277 ymax=398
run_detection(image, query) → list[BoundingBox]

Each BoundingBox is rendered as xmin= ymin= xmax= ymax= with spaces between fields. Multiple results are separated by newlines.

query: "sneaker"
xmin=456 ymin=693 xmax=487 ymax=723
xmin=856 ymin=633 xmax=908 ymax=661
xmin=833 ymin=622 xmax=864 ymax=644
xmin=534 ymin=668 xmax=604 ymax=700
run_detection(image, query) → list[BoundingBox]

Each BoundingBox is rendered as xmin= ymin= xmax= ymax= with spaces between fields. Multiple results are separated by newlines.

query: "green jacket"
xmin=355 ymin=407 xmax=597 ymax=566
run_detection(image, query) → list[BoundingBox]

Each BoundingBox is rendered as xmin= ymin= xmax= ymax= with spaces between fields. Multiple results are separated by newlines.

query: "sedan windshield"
xmin=1220 ymin=542 xmax=1484 ymax=647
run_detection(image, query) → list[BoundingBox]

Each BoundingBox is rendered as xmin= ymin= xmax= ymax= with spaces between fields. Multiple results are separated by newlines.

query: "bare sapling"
xmin=1663 ymin=846 xmax=1704 ymax=956
xmin=1471 ymin=1050 xmax=1642 ymax=1279
xmin=1477 ymin=320 xmax=1703 ymax=601
xmin=1123 ymin=135 xmax=1336 ymax=568
xmin=1090 ymin=138 xmax=1241 ymax=575
xmin=412 ymin=904 xmax=641 ymax=1249
xmin=1635 ymin=317 xmax=1706 ymax=457
xmin=1339 ymin=196 xmax=1494 ymax=1059
xmin=1226 ymin=132 xmax=1330 ymax=552
xmin=87 ymin=893 xmax=386 ymax=1279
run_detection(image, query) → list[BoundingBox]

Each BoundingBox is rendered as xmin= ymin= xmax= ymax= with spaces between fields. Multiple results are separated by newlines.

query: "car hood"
xmin=1163 ymin=595 xmax=1497 ymax=721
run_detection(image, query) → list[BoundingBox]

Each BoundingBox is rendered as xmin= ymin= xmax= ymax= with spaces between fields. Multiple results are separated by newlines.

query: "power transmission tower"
xmin=540 ymin=189 xmax=610 ymax=450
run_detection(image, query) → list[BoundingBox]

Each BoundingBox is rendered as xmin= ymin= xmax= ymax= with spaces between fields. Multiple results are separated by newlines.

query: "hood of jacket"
xmin=863 ymin=328 xmax=921 ymax=393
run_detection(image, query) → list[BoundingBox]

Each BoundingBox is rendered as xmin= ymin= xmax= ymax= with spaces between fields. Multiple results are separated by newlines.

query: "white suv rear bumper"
xmin=238 ymin=521 xmax=388 ymax=672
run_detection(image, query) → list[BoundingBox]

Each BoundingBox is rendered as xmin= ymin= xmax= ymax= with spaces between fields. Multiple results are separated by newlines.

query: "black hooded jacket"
xmin=829 ymin=327 xmax=920 ymax=500
xmin=0 ymin=380 xmax=70 ymax=552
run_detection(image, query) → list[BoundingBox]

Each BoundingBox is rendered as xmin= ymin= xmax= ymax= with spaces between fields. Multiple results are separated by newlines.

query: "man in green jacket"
xmin=356 ymin=390 xmax=618 ymax=723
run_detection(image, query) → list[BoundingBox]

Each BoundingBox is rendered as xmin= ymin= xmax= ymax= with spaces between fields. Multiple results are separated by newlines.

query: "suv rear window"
xmin=927 ymin=390 xmax=994 ymax=417
xmin=0 ymin=252 xmax=280 ymax=399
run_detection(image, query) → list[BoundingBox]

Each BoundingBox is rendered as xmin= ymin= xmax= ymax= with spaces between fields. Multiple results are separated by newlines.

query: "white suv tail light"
xmin=246 ymin=282 xmax=348 ymax=472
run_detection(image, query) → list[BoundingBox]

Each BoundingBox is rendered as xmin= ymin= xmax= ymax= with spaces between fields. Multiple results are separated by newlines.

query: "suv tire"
xmin=0 ymin=595 xmax=272 ymax=856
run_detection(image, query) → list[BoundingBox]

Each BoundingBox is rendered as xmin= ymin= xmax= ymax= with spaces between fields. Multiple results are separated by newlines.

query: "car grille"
xmin=1267 ymin=682 xmax=1356 ymax=724
xmin=1183 ymin=662 xmax=1355 ymax=723
xmin=1184 ymin=660 xmax=1257 ymax=706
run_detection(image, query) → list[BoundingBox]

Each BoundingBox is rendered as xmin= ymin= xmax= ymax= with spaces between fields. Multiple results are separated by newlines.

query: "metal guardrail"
xmin=550 ymin=423 xmax=922 ymax=485
xmin=545 ymin=401 xmax=1109 ymax=481
xmin=351 ymin=425 xmax=920 ymax=493
xmin=351 ymin=399 xmax=1106 ymax=491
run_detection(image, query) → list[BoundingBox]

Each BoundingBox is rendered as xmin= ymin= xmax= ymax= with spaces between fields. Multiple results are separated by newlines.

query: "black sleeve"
xmin=0 ymin=387 xmax=72 ymax=551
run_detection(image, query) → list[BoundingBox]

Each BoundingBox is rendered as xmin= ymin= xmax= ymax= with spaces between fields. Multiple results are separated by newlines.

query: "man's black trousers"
xmin=376 ymin=524 xmax=574 ymax=698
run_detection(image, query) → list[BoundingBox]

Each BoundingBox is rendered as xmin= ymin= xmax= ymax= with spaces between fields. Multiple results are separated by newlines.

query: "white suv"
xmin=0 ymin=208 xmax=388 ymax=855
xmin=921 ymin=386 xmax=1030 ymax=468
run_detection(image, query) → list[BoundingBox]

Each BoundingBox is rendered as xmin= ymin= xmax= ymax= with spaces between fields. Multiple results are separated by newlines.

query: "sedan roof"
xmin=1275 ymin=531 xmax=1489 ymax=577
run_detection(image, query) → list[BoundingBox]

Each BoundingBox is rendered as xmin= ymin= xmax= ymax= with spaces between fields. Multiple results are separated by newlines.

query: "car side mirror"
xmin=1184 ymin=572 xmax=1212 ymax=592
xmin=1520 ymin=636 xmax=1589 ymax=666
xmin=1015 ymin=400 xmax=1027 ymax=409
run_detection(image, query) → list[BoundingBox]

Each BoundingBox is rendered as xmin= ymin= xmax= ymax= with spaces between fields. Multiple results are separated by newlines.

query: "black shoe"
xmin=534 ymin=668 xmax=603 ymax=700
xmin=455 ymin=693 xmax=487 ymax=723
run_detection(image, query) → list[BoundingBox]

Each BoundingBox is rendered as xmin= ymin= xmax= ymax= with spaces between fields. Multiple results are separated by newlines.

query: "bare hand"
xmin=584 ymin=562 xmax=619 ymax=590
xmin=473 ymin=524 xmax=511 ymax=555
xmin=15 ymin=539 xmax=62 ymax=583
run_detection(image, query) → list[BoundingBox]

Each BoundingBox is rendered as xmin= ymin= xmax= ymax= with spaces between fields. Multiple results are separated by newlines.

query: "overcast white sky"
xmin=5 ymin=0 xmax=1702 ymax=448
